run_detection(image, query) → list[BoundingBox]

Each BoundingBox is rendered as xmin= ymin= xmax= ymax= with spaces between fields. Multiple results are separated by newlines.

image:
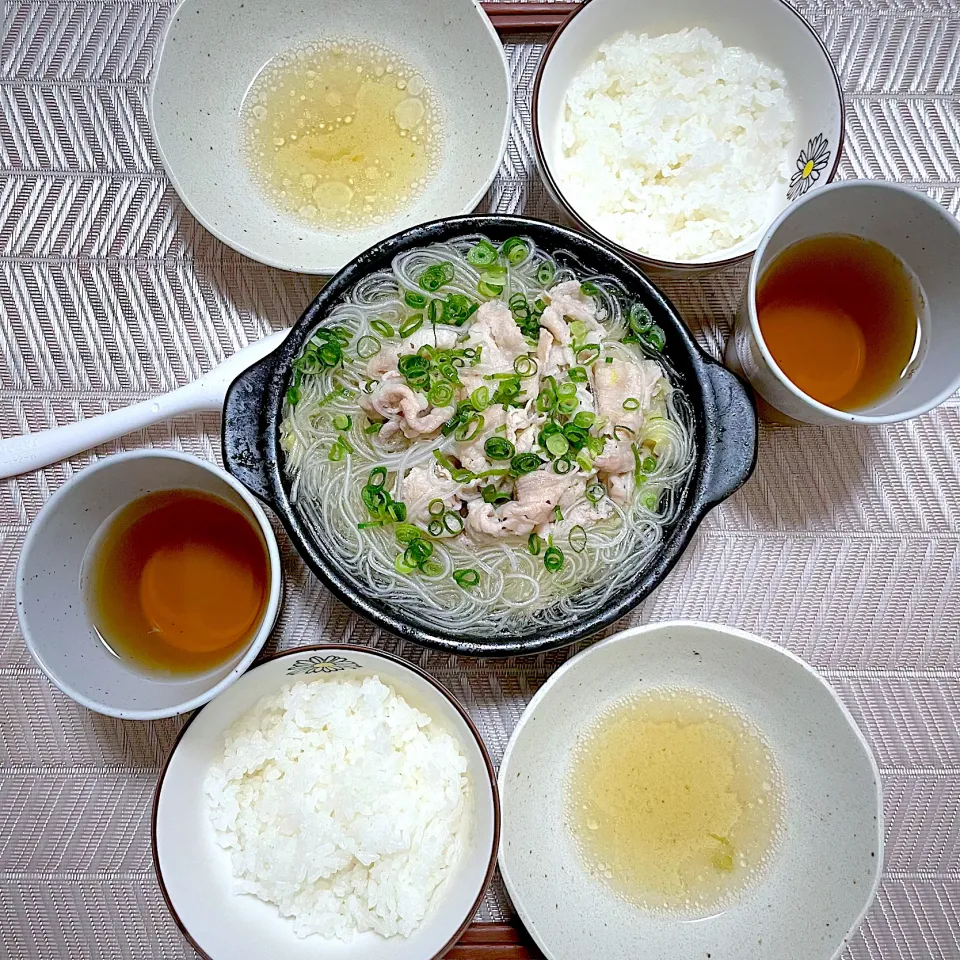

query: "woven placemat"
xmin=1 ymin=1 xmax=958 ymax=957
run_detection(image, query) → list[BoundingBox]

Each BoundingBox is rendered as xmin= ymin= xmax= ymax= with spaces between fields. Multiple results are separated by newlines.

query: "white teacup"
xmin=725 ymin=180 xmax=960 ymax=424
xmin=17 ymin=451 xmax=282 ymax=719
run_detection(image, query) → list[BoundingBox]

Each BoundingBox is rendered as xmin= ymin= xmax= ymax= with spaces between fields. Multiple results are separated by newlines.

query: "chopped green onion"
xmin=622 ymin=397 xmax=641 ymax=411
xmin=405 ymin=290 xmax=428 ymax=309
xmin=445 ymin=293 xmax=477 ymax=327
xmin=453 ymin=568 xmax=480 ymax=589
xmin=286 ymin=384 xmax=300 ymax=406
xmin=404 ymin=539 xmax=434 ymax=567
xmin=628 ymin=302 xmax=654 ymax=335
xmin=543 ymin=545 xmax=564 ymax=572
xmin=467 ymin=239 xmax=498 ymax=266
xmin=580 ymin=281 xmax=600 ymax=298
xmin=562 ymin=424 xmax=588 ymax=450
xmin=399 ymin=314 xmax=424 ymax=338
xmin=528 ymin=533 xmax=542 ymax=556
xmin=484 ymin=436 xmax=516 ymax=461
xmin=510 ymin=453 xmax=542 ymax=475
xmin=443 ymin=511 xmax=464 ymax=535
xmin=418 ymin=261 xmax=455 ymax=292
xmin=478 ymin=280 xmax=503 ymax=298
xmin=558 ymin=397 xmax=579 ymax=416
xmin=643 ymin=492 xmax=659 ymax=510
xmin=586 ymin=482 xmax=606 ymax=504
xmin=641 ymin=323 xmax=666 ymax=352
xmin=514 ymin=355 xmax=538 ymax=378
xmin=428 ymin=498 xmax=445 ymax=517
xmin=557 ymin=381 xmax=577 ymax=399
xmin=509 ymin=292 xmax=529 ymax=317
xmin=492 ymin=375 xmax=523 ymax=408
xmin=478 ymin=467 xmax=510 ymax=478
xmin=613 ymin=425 xmax=635 ymax=441
xmin=328 ymin=436 xmax=351 ymax=462
xmin=395 ymin=554 xmax=417 ymax=575
xmin=387 ymin=501 xmax=407 ymax=523
xmin=357 ymin=520 xmax=384 ymax=530
xmin=421 ymin=558 xmax=444 ymax=577
xmin=536 ymin=261 xmax=556 ymax=285
xmin=362 ymin=484 xmax=389 ymax=515
xmin=569 ymin=525 xmax=587 ymax=553
xmin=481 ymin=484 xmax=510 ymax=506
xmin=398 ymin=353 xmax=430 ymax=382
xmin=455 ymin=414 xmax=484 ymax=442
xmin=433 ymin=450 xmax=475 ymax=483
xmin=395 ymin=523 xmax=421 ymax=544
xmin=576 ymin=344 xmax=601 ymax=365
xmin=642 ymin=455 xmax=657 ymax=473
xmin=370 ymin=318 xmax=394 ymax=338
xmin=368 ymin=466 xmax=388 ymax=489
xmin=567 ymin=366 xmax=588 ymax=384
xmin=501 ymin=236 xmax=529 ymax=264
xmin=573 ymin=411 xmax=596 ymax=429
xmin=356 ymin=335 xmax=381 ymax=360
xmin=437 ymin=361 xmax=459 ymax=383
xmin=569 ymin=320 xmax=588 ymax=342
xmin=428 ymin=382 xmax=455 ymax=407
xmin=427 ymin=519 xmax=444 ymax=537
xmin=363 ymin=420 xmax=382 ymax=435
xmin=470 ymin=386 xmax=490 ymax=410
xmin=427 ymin=299 xmax=445 ymax=325
xmin=553 ymin=457 xmax=573 ymax=475
xmin=545 ymin=433 xmax=569 ymax=458
xmin=333 ymin=414 xmax=352 ymax=431
xmin=554 ymin=505 xmax=563 ymax=522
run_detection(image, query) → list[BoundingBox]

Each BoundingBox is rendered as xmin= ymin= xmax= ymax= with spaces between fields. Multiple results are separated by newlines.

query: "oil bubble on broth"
xmin=240 ymin=38 xmax=441 ymax=232
xmin=567 ymin=687 xmax=785 ymax=918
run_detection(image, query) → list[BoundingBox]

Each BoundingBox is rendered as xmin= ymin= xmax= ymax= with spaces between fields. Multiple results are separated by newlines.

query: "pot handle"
xmin=222 ymin=353 xmax=279 ymax=507
xmin=699 ymin=360 xmax=758 ymax=508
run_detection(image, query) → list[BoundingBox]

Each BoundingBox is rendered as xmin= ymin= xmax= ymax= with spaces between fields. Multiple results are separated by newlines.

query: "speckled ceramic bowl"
xmin=499 ymin=620 xmax=883 ymax=960
xmin=150 ymin=0 xmax=511 ymax=273
xmin=153 ymin=644 xmax=499 ymax=960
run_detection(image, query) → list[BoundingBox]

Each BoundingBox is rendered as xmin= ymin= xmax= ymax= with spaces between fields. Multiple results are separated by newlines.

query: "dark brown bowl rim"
xmin=151 ymin=643 xmax=502 ymax=960
xmin=530 ymin=0 xmax=847 ymax=271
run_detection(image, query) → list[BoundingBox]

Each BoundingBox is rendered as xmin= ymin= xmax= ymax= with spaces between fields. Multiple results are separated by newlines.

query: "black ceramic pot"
xmin=223 ymin=215 xmax=757 ymax=657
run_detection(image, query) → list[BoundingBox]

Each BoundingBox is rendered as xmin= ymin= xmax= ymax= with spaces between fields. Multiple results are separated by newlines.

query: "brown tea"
xmin=757 ymin=233 xmax=923 ymax=410
xmin=85 ymin=489 xmax=270 ymax=677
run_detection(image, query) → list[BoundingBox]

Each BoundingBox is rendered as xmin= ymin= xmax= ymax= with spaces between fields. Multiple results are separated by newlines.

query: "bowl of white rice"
xmin=152 ymin=644 xmax=499 ymax=960
xmin=532 ymin=0 xmax=844 ymax=274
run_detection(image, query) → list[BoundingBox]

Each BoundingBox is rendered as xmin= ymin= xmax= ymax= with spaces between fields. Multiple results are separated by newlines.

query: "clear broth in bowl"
xmin=757 ymin=233 xmax=924 ymax=410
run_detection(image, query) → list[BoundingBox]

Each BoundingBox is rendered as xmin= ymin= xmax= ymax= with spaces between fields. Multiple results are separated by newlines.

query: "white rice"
xmin=205 ymin=675 xmax=469 ymax=940
xmin=558 ymin=28 xmax=796 ymax=262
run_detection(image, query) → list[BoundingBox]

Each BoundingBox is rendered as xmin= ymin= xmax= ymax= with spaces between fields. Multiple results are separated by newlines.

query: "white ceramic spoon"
xmin=0 ymin=328 xmax=289 ymax=480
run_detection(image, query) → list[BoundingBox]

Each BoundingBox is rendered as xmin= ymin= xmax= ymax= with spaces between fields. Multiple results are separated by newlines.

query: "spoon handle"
xmin=0 ymin=386 xmax=211 ymax=480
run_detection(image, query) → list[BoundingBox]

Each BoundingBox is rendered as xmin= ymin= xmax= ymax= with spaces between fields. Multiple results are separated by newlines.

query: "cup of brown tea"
xmin=17 ymin=450 xmax=282 ymax=719
xmin=726 ymin=180 xmax=960 ymax=425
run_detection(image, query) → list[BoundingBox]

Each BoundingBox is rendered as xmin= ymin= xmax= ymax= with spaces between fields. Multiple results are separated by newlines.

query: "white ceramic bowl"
xmin=498 ymin=620 xmax=883 ymax=960
xmin=16 ymin=451 xmax=282 ymax=720
xmin=726 ymin=179 xmax=960 ymax=425
xmin=533 ymin=0 xmax=844 ymax=274
xmin=153 ymin=644 xmax=499 ymax=960
xmin=150 ymin=0 xmax=511 ymax=274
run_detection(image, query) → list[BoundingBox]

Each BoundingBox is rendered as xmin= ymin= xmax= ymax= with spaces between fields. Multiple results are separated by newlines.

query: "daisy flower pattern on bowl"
xmin=788 ymin=134 xmax=831 ymax=200
xmin=286 ymin=654 xmax=361 ymax=676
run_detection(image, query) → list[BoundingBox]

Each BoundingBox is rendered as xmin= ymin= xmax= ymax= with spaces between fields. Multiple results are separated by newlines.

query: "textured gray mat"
xmin=1 ymin=1 xmax=958 ymax=957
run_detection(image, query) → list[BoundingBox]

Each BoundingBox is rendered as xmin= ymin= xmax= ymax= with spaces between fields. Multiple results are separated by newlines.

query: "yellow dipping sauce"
xmin=568 ymin=687 xmax=784 ymax=916
xmin=240 ymin=39 xmax=441 ymax=231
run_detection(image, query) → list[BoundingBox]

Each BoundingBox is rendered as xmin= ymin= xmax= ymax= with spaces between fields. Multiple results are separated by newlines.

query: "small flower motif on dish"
xmin=787 ymin=134 xmax=831 ymax=201
xmin=286 ymin=654 xmax=362 ymax=676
